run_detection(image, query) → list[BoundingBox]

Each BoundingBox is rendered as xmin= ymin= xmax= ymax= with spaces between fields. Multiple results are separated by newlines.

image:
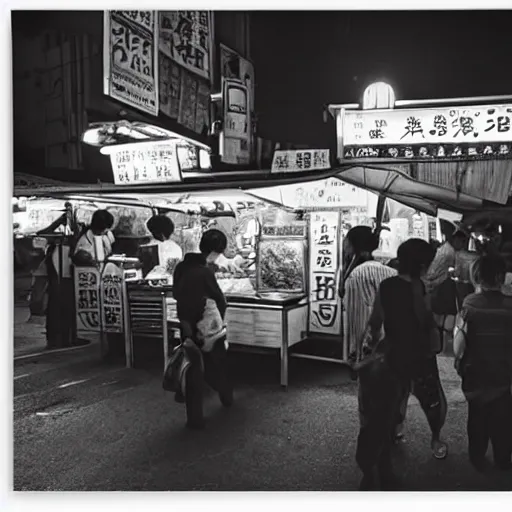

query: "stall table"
xmin=123 ymin=281 xmax=308 ymax=387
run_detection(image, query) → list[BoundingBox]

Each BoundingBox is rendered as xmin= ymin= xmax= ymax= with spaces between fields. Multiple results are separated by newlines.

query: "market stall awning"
xmin=333 ymin=165 xmax=484 ymax=216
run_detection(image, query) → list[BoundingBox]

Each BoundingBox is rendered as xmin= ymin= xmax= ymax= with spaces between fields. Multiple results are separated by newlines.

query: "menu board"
xmin=100 ymin=264 xmax=124 ymax=333
xmin=309 ymin=212 xmax=342 ymax=336
xmin=75 ymin=267 xmax=101 ymax=332
xmin=110 ymin=142 xmax=182 ymax=185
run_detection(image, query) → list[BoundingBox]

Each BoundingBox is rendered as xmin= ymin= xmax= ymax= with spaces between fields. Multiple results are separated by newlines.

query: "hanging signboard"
xmin=75 ymin=267 xmax=102 ymax=332
xmin=159 ymin=11 xmax=212 ymax=81
xmin=271 ymin=149 xmax=330 ymax=173
xmin=100 ymin=264 xmax=124 ymax=333
xmin=109 ymin=141 xmax=182 ymax=185
xmin=341 ymin=104 xmax=512 ymax=161
xmin=309 ymin=212 xmax=342 ymax=336
xmin=103 ymin=11 xmax=159 ymax=116
xmin=221 ymin=78 xmax=251 ymax=165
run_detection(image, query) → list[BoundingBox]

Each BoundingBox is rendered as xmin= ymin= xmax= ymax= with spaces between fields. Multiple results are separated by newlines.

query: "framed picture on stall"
xmin=256 ymin=237 xmax=307 ymax=295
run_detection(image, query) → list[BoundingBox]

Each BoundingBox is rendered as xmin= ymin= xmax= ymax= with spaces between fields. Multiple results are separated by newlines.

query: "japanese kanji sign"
xmin=104 ymin=11 xmax=159 ymax=116
xmin=159 ymin=11 xmax=212 ymax=81
xmin=309 ymin=211 xmax=342 ymax=336
xmin=109 ymin=142 xmax=182 ymax=185
xmin=271 ymin=149 xmax=330 ymax=173
xmin=75 ymin=267 xmax=102 ymax=332
xmin=343 ymin=104 xmax=512 ymax=146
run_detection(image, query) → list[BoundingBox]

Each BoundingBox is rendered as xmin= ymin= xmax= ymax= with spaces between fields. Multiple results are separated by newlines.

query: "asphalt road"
xmin=12 ymin=348 xmax=512 ymax=491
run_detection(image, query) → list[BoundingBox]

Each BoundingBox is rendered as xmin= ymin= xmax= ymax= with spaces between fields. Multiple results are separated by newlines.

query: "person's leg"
xmin=467 ymin=400 xmax=490 ymax=470
xmin=184 ymin=342 xmax=205 ymax=429
xmin=395 ymin=381 xmax=410 ymax=441
xmin=204 ymin=338 xmax=233 ymax=407
xmin=489 ymin=394 xmax=512 ymax=470
xmin=412 ymin=357 xmax=448 ymax=458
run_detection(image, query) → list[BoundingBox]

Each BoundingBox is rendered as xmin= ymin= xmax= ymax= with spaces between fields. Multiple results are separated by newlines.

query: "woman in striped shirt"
xmin=341 ymin=226 xmax=397 ymax=368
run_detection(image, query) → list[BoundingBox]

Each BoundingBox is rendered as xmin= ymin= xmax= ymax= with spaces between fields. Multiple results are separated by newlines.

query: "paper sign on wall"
xmin=103 ymin=11 xmax=159 ymax=116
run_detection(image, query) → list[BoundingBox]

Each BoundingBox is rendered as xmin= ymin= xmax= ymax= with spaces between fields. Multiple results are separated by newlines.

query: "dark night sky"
xmin=250 ymin=10 xmax=512 ymax=147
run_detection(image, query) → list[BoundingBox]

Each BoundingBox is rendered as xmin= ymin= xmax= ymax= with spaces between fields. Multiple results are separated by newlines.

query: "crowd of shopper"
xmin=342 ymin=224 xmax=512 ymax=490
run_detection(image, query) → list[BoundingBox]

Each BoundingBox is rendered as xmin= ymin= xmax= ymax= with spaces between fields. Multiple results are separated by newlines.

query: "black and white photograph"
xmin=6 ymin=1 xmax=512 ymax=506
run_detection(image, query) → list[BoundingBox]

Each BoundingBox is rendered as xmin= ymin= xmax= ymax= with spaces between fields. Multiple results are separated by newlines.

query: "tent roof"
xmin=333 ymin=165 xmax=483 ymax=216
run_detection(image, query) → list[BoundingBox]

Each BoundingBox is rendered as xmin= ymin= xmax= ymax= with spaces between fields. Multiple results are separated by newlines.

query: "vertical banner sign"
xmin=75 ymin=267 xmax=101 ymax=332
xmin=221 ymin=78 xmax=250 ymax=165
xmin=100 ymin=264 xmax=124 ymax=333
xmin=104 ymin=11 xmax=159 ymax=116
xmin=309 ymin=212 xmax=342 ymax=335
xmin=159 ymin=11 xmax=212 ymax=81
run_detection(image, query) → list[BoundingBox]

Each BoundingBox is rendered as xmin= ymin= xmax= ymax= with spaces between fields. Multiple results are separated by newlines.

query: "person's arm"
xmin=453 ymin=311 xmax=468 ymax=361
xmin=344 ymin=275 xmax=368 ymax=359
xmin=204 ymin=268 xmax=227 ymax=319
xmin=425 ymin=246 xmax=455 ymax=292
xmin=366 ymin=288 xmax=384 ymax=352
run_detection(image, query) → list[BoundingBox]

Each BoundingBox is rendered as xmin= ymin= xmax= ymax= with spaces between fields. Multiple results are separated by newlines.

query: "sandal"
xmin=431 ymin=440 xmax=448 ymax=459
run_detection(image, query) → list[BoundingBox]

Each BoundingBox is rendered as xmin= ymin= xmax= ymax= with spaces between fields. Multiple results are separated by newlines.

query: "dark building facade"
xmin=12 ymin=10 xmax=253 ymax=184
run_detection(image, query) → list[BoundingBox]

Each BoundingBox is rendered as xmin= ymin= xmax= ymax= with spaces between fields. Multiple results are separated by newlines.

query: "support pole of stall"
xmin=375 ymin=194 xmax=387 ymax=234
xmin=280 ymin=307 xmax=289 ymax=389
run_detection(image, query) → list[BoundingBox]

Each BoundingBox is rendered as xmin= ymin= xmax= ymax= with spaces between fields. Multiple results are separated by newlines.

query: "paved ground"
xmin=12 ymin=345 xmax=512 ymax=492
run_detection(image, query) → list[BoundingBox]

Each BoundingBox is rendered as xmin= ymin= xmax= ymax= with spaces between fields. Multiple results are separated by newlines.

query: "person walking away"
xmin=365 ymin=238 xmax=449 ymax=460
xmin=36 ymin=211 xmax=75 ymax=349
xmin=355 ymin=343 xmax=403 ymax=490
xmin=340 ymin=226 xmax=397 ymax=371
xmin=143 ymin=215 xmax=183 ymax=280
xmin=425 ymin=229 xmax=468 ymax=349
xmin=173 ymin=229 xmax=234 ymax=430
xmin=453 ymin=253 xmax=512 ymax=471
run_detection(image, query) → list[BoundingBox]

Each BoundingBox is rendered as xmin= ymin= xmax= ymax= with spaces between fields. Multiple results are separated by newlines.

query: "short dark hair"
xmin=452 ymin=230 xmax=468 ymax=241
xmin=199 ymin=229 xmax=227 ymax=256
xmin=471 ymin=253 xmax=506 ymax=289
xmin=90 ymin=209 xmax=114 ymax=232
xmin=146 ymin=215 xmax=175 ymax=241
xmin=397 ymin=238 xmax=436 ymax=279
xmin=346 ymin=226 xmax=379 ymax=254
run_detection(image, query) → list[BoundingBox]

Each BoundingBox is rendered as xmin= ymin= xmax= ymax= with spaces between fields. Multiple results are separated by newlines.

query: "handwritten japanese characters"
xmin=104 ymin=11 xmax=159 ymax=116
xmin=101 ymin=270 xmax=124 ymax=333
xmin=309 ymin=212 xmax=342 ymax=335
xmin=75 ymin=268 xmax=101 ymax=332
xmin=110 ymin=142 xmax=181 ymax=185
xmin=342 ymin=104 xmax=512 ymax=160
xmin=271 ymin=149 xmax=330 ymax=173
xmin=159 ymin=11 xmax=211 ymax=81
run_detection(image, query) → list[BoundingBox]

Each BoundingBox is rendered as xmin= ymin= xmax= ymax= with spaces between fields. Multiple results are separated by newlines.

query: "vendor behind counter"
xmin=139 ymin=215 xmax=183 ymax=282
